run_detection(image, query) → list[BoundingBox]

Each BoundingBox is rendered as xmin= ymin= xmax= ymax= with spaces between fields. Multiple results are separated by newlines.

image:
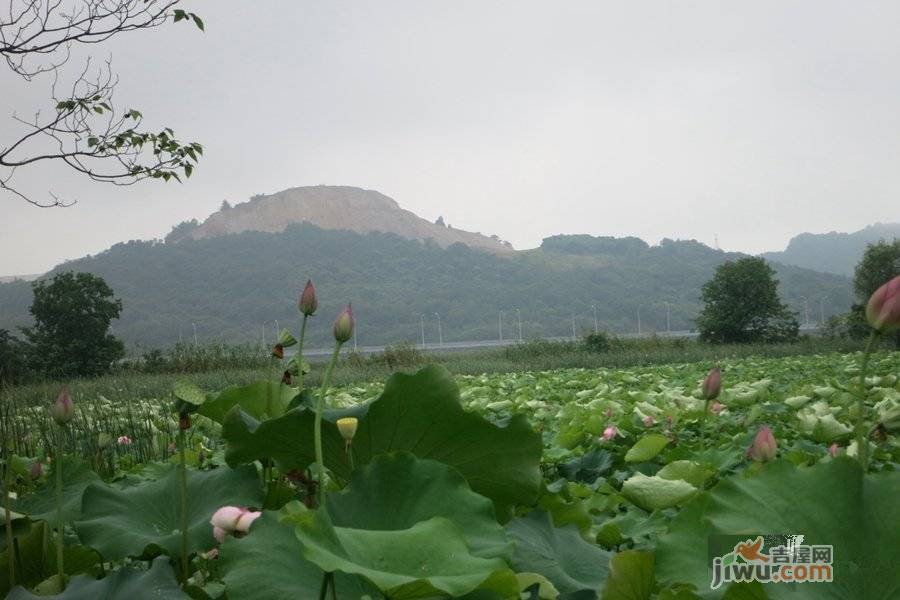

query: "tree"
xmin=696 ymin=257 xmax=799 ymax=344
xmin=1 ymin=1 xmax=204 ymax=207
xmin=851 ymin=239 xmax=900 ymax=346
xmin=24 ymin=272 xmax=125 ymax=376
xmin=0 ymin=328 xmax=30 ymax=383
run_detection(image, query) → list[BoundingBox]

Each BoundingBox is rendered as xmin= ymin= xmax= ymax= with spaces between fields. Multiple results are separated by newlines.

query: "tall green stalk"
xmin=297 ymin=314 xmax=309 ymax=389
xmin=55 ymin=429 xmax=65 ymax=589
xmin=314 ymin=343 xmax=343 ymax=506
xmin=4 ymin=462 xmax=14 ymax=587
xmin=178 ymin=426 xmax=189 ymax=584
xmin=855 ymin=331 xmax=879 ymax=471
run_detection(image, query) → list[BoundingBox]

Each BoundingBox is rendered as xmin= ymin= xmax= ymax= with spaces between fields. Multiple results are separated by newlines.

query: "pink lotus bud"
xmin=702 ymin=367 xmax=722 ymax=400
xmin=234 ymin=510 xmax=261 ymax=533
xmin=29 ymin=462 xmax=43 ymax=480
xmin=49 ymin=387 xmax=74 ymax=425
xmin=212 ymin=526 xmax=227 ymax=543
xmin=299 ymin=279 xmax=318 ymax=316
xmin=642 ymin=415 xmax=655 ymax=427
xmin=828 ymin=443 xmax=839 ymax=458
xmin=117 ymin=435 xmax=132 ymax=446
xmin=866 ymin=276 xmax=900 ymax=333
xmin=747 ymin=425 xmax=778 ymax=462
xmin=601 ymin=425 xmax=619 ymax=442
xmin=333 ymin=304 xmax=354 ymax=344
xmin=710 ymin=401 xmax=723 ymax=415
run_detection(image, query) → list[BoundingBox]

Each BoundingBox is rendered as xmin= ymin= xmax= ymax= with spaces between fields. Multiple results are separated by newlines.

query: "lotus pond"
xmin=2 ymin=350 xmax=899 ymax=599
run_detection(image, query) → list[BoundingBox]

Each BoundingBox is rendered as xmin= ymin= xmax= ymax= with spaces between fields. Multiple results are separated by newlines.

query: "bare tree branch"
xmin=0 ymin=0 xmax=203 ymax=206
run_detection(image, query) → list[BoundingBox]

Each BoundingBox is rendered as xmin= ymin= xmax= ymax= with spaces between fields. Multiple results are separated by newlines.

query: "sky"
xmin=1 ymin=0 xmax=899 ymax=275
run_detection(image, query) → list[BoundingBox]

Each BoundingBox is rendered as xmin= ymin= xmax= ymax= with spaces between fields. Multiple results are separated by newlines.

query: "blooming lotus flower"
xmin=601 ymin=425 xmax=619 ymax=442
xmin=337 ymin=417 xmax=358 ymax=442
xmin=710 ymin=401 xmax=723 ymax=415
xmin=702 ymin=367 xmax=722 ymax=400
xmin=299 ymin=279 xmax=318 ymax=316
xmin=333 ymin=304 xmax=354 ymax=343
xmin=642 ymin=415 xmax=655 ymax=427
xmin=866 ymin=276 xmax=900 ymax=333
xmin=117 ymin=435 xmax=132 ymax=446
xmin=49 ymin=387 xmax=74 ymax=425
xmin=210 ymin=506 xmax=261 ymax=543
xmin=747 ymin=425 xmax=777 ymax=462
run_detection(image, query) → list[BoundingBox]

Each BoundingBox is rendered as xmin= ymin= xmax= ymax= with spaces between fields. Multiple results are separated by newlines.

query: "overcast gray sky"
xmin=2 ymin=1 xmax=899 ymax=275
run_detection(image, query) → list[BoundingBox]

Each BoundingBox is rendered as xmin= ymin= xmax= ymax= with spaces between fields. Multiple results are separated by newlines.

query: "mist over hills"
xmin=0 ymin=186 xmax=855 ymax=349
xmin=760 ymin=223 xmax=900 ymax=276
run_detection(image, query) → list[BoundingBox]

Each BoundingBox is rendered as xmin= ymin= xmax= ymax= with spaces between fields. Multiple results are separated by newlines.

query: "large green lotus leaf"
xmin=293 ymin=453 xmax=515 ymax=599
xmin=7 ymin=556 xmax=187 ymax=599
xmin=76 ymin=465 xmax=262 ymax=561
xmin=621 ymin=474 xmax=697 ymax=512
xmin=199 ymin=380 xmax=298 ymax=422
xmin=601 ymin=550 xmax=654 ymax=600
xmin=656 ymin=459 xmax=900 ymax=599
xmin=624 ymin=434 xmax=670 ymax=463
xmin=224 ymin=365 xmax=543 ymax=517
xmin=1 ymin=520 xmax=100 ymax=597
xmin=218 ymin=512 xmax=377 ymax=599
xmin=14 ymin=457 xmax=100 ymax=526
xmin=507 ymin=510 xmax=610 ymax=596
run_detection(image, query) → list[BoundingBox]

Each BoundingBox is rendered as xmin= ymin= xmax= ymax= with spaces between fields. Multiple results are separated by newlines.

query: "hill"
xmin=0 ymin=224 xmax=853 ymax=350
xmin=760 ymin=223 xmax=900 ymax=276
xmin=166 ymin=185 xmax=514 ymax=255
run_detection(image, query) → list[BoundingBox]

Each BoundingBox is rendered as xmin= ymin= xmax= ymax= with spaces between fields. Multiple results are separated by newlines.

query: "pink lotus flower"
xmin=642 ymin=415 xmax=655 ymax=427
xmin=828 ymin=443 xmax=839 ymax=458
xmin=747 ymin=425 xmax=778 ymax=462
xmin=210 ymin=506 xmax=261 ymax=543
xmin=702 ymin=367 xmax=722 ymax=400
xmin=710 ymin=401 xmax=723 ymax=415
xmin=299 ymin=279 xmax=318 ymax=316
xmin=49 ymin=387 xmax=74 ymax=425
xmin=866 ymin=276 xmax=900 ymax=333
xmin=601 ymin=425 xmax=619 ymax=442
xmin=117 ymin=435 xmax=132 ymax=446
xmin=333 ymin=304 xmax=355 ymax=343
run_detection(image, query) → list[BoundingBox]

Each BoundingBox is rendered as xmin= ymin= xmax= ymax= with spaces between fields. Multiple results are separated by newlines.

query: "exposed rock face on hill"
xmin=176 ymin=185 xmax=514 ymax=255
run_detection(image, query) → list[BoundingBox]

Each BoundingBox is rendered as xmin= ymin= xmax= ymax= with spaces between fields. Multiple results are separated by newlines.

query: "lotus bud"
xmin=601 ymin=425 xmax=619 ymax=442
xmin=49 ymin=387 xmax=74 ymax=425
xmin=234 ymin=510 xmax=261 ymax=533
xmin=642 ymin=415 xmax=655 ymax=427
xmin=866 ymin=276 xmax=900 ymax=333
xmin=271 ymin=343 xmax=284 ymax=359
xmin=117 ymin=435 xmax=132 ymax=446
xmin=337 ymin=417 xmax=358 ymax=442
xmin=702 ymin=367 xmax=722 ymax=400
xmin=333 ymin=304 xmax=354 ymax=344
xmin=281 ymin=370 xmax=292 ymax=385
xmin=747 ymin=425 xmax=778 ymax=462
xmin=828 ymin=443 xmax=839 ymax=458
xmin=299 ymin=279 xmax=318 ymax=316
xmin=29 ymin=462 xmax=43 ymax=480
xmin=710 ymin=401 xmax=723 ymax=415
xmin=210 ymin=506 xmax=261 ymax=542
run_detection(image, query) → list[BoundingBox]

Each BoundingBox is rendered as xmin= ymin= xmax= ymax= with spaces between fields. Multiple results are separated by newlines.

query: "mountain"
xmin=760 ymin=223 xmax=900 ymax=276
xmin=0 ymin=221 xmax=853 ymax=350
xmin=166 ymin=185 xmax=514 ymax=255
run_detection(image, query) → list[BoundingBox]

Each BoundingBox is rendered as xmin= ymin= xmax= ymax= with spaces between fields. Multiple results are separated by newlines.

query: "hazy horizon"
xmin=2 ymin=1 xmax=899 ymax=274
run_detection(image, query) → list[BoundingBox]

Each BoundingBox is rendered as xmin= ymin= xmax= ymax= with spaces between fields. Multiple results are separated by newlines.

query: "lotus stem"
xmin=855 ymin=331 xmax=878 ymax=471
xmin=4 ymin=463 xmax=14 ymax=586
xmin=178 ymin=426 xmax=189 ymax=584
xmin=314 ymin=342 xmax=342 ymax=506
xmin=297 ymin=314 xmax=309 ymax=389
xmin=55 ymin=427 xmax=65 ymax=589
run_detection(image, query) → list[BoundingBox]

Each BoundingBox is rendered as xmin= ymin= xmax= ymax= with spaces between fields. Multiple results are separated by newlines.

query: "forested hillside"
xmin=761 ymin=223 xmax=900 ymax=275
xmin=0 ymin=224 xmax=852 ymax=350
